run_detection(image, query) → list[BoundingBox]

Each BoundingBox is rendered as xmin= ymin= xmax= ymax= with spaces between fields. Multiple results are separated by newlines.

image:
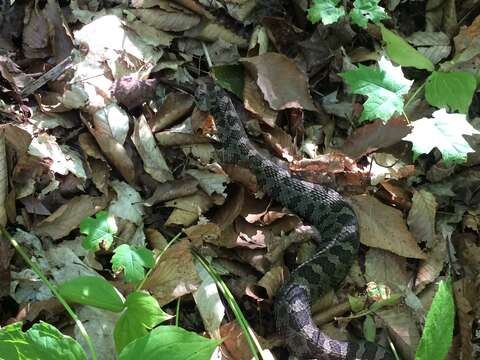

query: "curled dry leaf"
xmin=258 ymin=265 xmax=285 ymax=299
xmin=342 ymin=116 xmax=412 ymax=159
xmin=185 ymin=21 xmax=247 ymax=47
xmin=155 ymin=131 xmax=211 ymax=146
xmin=33 ymin=194 xmax=109 ymax=240
xmin=453 ymin=278 xmax=476 ymax=360
xmin=407 ymin=189 xmax=437 ymax=247
xmin=129 ymin=8 xmax=200 ymax=31
xmin=144 ymin=239 xmax=201 ymax=306
xmin=132 ymin=115 xmax=173 ymax=183
xmin=82 ymin=113 xmax=136 ymax=185
xmin=145 ymin=178 xmax=199 ymax=206
xmin=243 ymin=75 xmax=277 ymax=127
xmin=164 ymin=191 xmax=213 ymax=227
xmin=349 ymin=194 xmax=426 ymax=259
xmin=365 ymin=248 xmax=409 ymax=293
xmin=150 ymin=92 xmax=195 ymax=132
xmin=414 ymin=237 xmax=446 ymax=293
xmin=241 ymin=53 xmax=316 ymax=111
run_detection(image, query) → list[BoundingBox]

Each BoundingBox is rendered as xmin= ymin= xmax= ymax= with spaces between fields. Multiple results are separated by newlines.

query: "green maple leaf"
xmin=350 ymin=0 xmax=389 ymax=28
xmin=340 ymin=56 xmax=413 ymax=123
xmin=307 ymin=0 xmax=345 ymax=25
xmin=403 ymin=109 xmax=480 ymax=164
xmin=425 ymin=71 xmax=477 ymax=114
xmin=80 ymin=211 xmax=117 ymax=251
xmin=112 ymin=244 xmax=155 ymax=283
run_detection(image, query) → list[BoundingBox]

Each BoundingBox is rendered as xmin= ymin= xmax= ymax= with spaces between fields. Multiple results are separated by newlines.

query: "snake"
xmin=195 ymin=79 xmax=395 ymax=360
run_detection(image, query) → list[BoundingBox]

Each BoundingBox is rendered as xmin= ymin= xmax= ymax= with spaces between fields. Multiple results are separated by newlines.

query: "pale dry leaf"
xmin=241 ymin=53 xmax=316 ymax=111
xmin=94 ymin=104 xmax=130 ymax=145
xmin=129 ymin=8 xmax=200 ymax=31
xmin=183 ymin=223 xmax=221 ymax=246
xmin=144 ymin=239 xmax=201 ymax=306
xmin=220 ymin=321 xmax=261 ymax=360
xmin=414 ymin=237 xmax=447 ymax=293
xmin=186 ymin=169 xmax=228 ymax=197
xmin=33 ymin=195 xmax=109 ymax=240
xmin=85 ymin=114 xmax=136 ymax=185
xmin=257 ymin=265 xmax=285 ymax=299
xmin=407 ymin=189 xmax=437 ymax=247
xmin=145 ymin=178 xmax=199 ymax=206
xmin=132 ymin=115 xmax=173 ymax=183
xmin=126 ymin=20 xmax=174 ymax=47
xmin=243 ymin=75 xmax=277 ymax=127
xmin=349 ymin=195 xmax=426 ymax=259
xmin=108 ymin=180 xmax=144 ymax=225
xmin=376 ymin=307 xmax=420 ymax=360
xmin=164 ymin=191 xmax=213 ymax=226
xmin=365 ymin=248 xmax=409 ymax=293
xmin=150 ymin=92 xmax=195 ymax=132
xmin=193 ymin=261 xmax=225 ymax=338
xmin=185 ymin=21 xmax=247 ymax=47
xmin=453 ymin=278 xmax=475 ymax=360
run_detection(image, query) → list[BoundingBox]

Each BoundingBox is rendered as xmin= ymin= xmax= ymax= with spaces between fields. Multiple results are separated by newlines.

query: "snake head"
xmin=195 ymin=77 xmax=223 ymax=112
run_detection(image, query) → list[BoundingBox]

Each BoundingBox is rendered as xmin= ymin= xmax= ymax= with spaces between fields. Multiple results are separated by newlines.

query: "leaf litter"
xmin=0 ymin=0 xmax=479 ymax=359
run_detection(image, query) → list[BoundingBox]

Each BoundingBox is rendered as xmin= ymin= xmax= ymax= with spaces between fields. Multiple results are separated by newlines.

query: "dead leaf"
xmin=144 ymin=239 xmax=201 ymax=306
xmin=150 ymin=92 xmax=195 ymax=132
xmin=349 ymin=195 xmax=426 ymax=259
xmin=241 ymin=53 xmax=316 ymax=111
xmin=33 ymin=195 xmax=109 ymax=240
xmin=407 ymin=189 xmax=437 ymax=247
xmin=342 ymin=116 xmax=412 ymax=159
xmin=132 ymin=115 xmax=173 ymax=183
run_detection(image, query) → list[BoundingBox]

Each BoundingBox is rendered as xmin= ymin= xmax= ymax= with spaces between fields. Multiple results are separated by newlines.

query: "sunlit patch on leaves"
xmin=80 ymin=211 xmax=117 ymax=251
xmin=340 ymin=56 xmax=413 ymax=123
xmin=111 ymin=244 xmax=155 ymax=283
xmin=415 ymin=279 xmax=455 ymax=360
xmin=403 ymin=109 xmax=480 ymax=164
xmin=307 ymin=0 xmax=345 ymax=25
xmin=0 ymin=321 xmax=87 ymax=360
xmin=349 ymin=0 xmax=389 ymax=29
xmin=425 ymin=71 xmax=477 ymax=114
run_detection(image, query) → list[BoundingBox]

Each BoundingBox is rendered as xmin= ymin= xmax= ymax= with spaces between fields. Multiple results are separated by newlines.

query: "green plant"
xmin=308 ymin=0 xmax=389 ymax=28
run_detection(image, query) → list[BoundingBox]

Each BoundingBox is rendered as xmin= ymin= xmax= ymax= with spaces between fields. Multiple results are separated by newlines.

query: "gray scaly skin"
xmin=195 ymin=79 xmax=394 ymax=360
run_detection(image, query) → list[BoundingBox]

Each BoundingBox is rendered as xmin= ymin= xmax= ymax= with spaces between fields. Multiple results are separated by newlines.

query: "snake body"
xmin=195 ymin=80 xmax=394 ymax=360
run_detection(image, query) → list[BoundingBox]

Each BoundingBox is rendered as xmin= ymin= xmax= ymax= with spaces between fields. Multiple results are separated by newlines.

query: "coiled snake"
xmin=195 ymin=79 xmax=394 ymax=360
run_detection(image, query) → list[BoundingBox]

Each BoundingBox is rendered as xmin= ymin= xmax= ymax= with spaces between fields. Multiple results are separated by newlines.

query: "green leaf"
xmin=415 ymin=279 xmax=455 ymax=360
xmin=307 ymin=0 xmax=345 ymax=25
xmin=211 ymin=65 xmax=244 ymax=99
xmin=339 ymin=56 xmax=413 ymax=122
xmin=111 ymin=244 xmax=155 ymax=283
xmin=80 ymin=211 xmax=117 ymax=251
xmin=362 ymin=315 xmax=376 ymax=342
xmin=348 ymin=295 xmax=366 ymax=313
xmin=349 ymin=0 xmax=389 ymax=29
xmin=57 ymin=276 xmax=125 ymax=312
xmin=425 ymin=71 xmax=477 ymax=114
xmin=118 ymin=325 xmax=221 ymax=360
xmin=114 ymin=292 xmax=172 ymax=353
xmin=380 ymin=25 xmax=435 ymax=71
xmin=403 ymin=109 xmax=480 ymax=164
xmin=0 ymin=321 xmax=87 ymax=360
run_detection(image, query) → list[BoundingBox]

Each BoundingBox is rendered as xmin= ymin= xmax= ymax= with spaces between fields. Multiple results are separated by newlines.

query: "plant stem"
xmin=1 ymin=227 xmax=97 ymax=360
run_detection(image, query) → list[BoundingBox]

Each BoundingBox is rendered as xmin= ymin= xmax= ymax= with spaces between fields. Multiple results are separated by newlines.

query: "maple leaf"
xmin=80 ymin=211 xmax=117 ymax=251
xmin=340 ymin=56 xmax=413 ymax=123
xmin=307 ymin=0 xmax=345 ymax=25
xmin=350 ymin=0 xmax=389 ymax=28
xmin=403 ymin=109 xmax=480 ymax=164
xmin=112 ymin=244 xmax=155 ymax=283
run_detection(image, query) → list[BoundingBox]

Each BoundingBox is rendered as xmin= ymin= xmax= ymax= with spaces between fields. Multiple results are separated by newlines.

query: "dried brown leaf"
xmin=349 ymin=195 xmax=426 ymax=259
xmin=33 ymin=195 xmax=109 ymax=240
xmin=132 ymin=115 xmax=173 ymax=183
xmin=150 ymin=92 xmax=195 ymax=132
xmin=407 ymin=189 xmax=437 ymax=247
xmin=129 ymin=8 xmax=200 ymax=31
xmin=365 ymin=248 xmax=409 ymax=293
xmin=342 ymin=116 xmax=412 ymax=159
xmin=144 ymin=239 xmax=201 ymax=306
xmin=241 ymin=53 xmax=316 ymax=111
